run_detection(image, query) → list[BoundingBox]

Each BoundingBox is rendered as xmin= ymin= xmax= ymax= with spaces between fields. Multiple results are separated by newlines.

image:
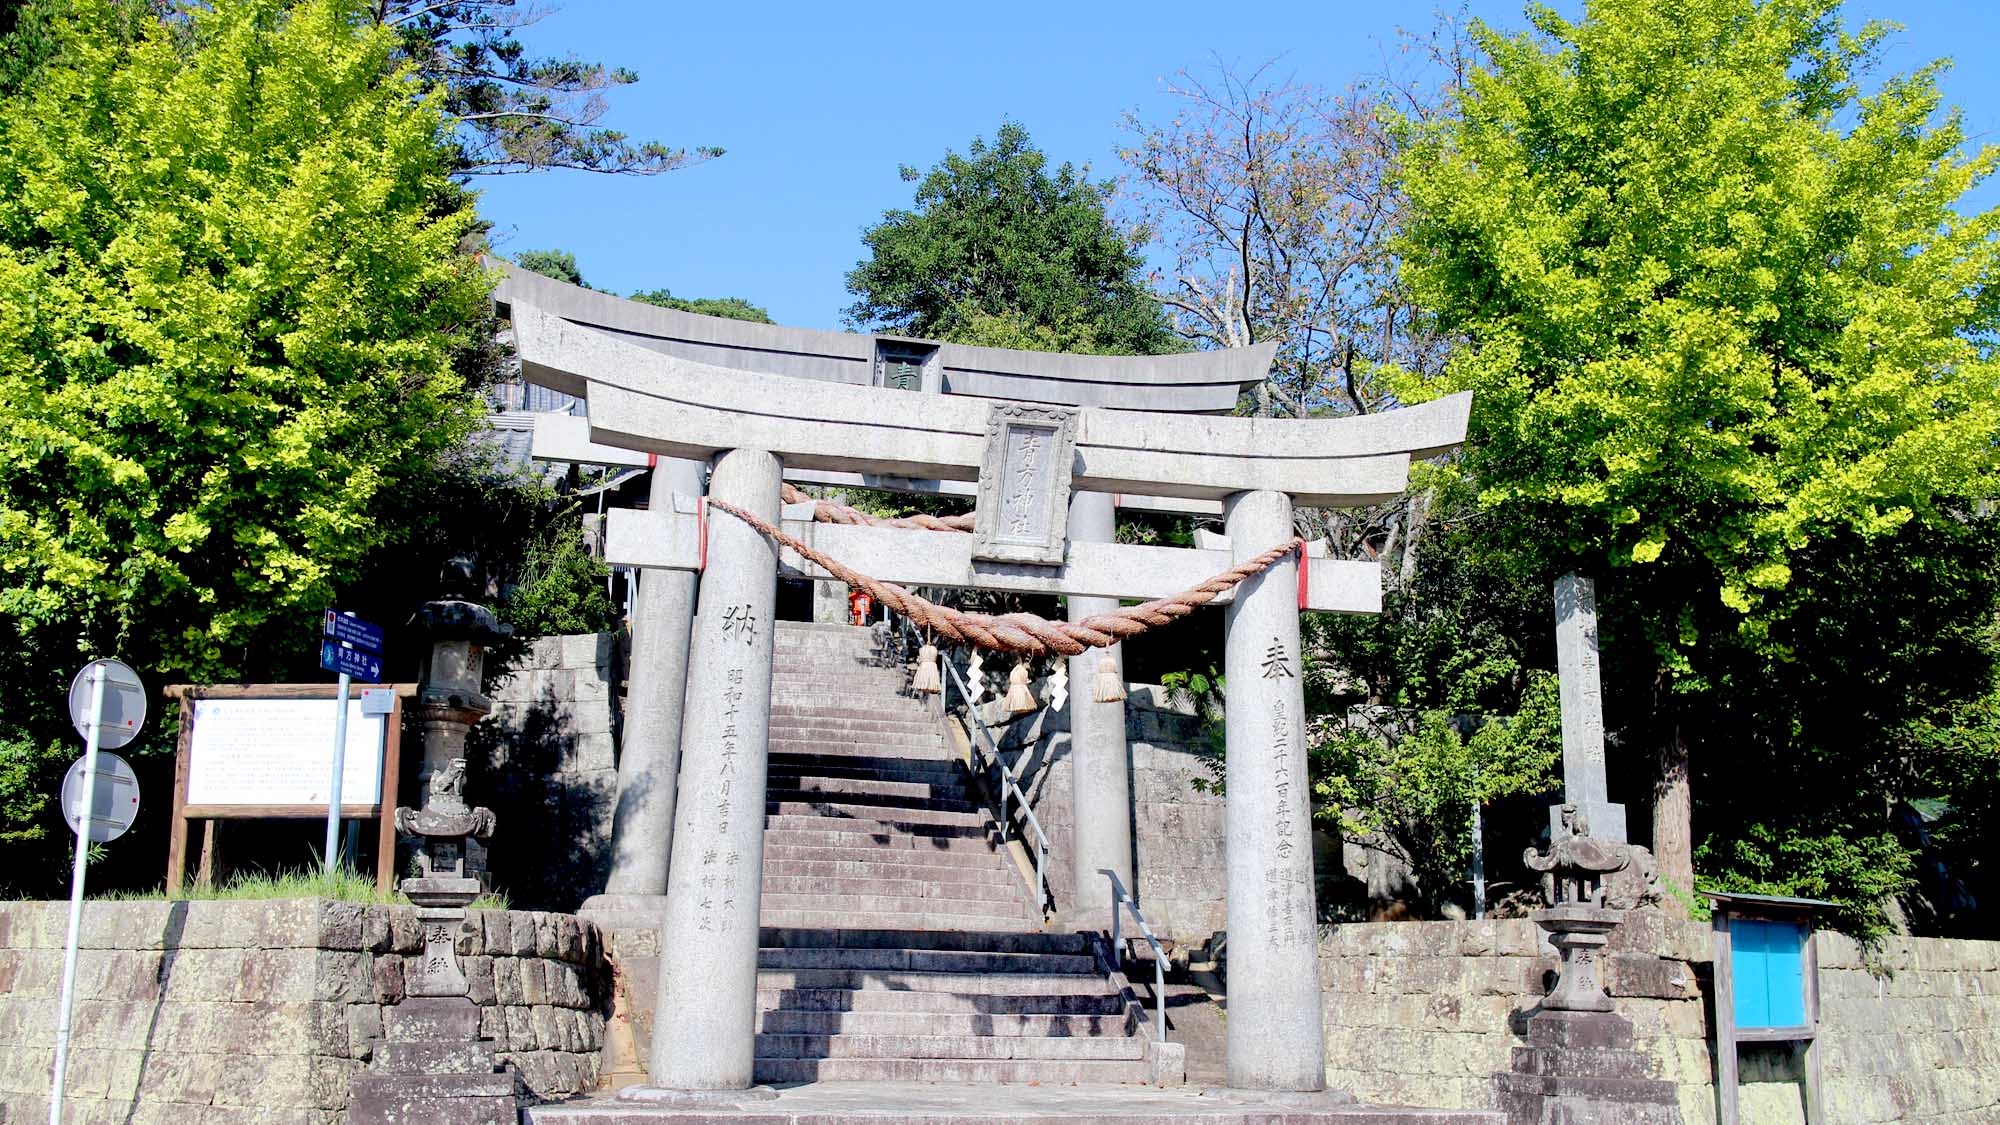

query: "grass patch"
xmin=90 ymin=866 xmax=510 ymax=910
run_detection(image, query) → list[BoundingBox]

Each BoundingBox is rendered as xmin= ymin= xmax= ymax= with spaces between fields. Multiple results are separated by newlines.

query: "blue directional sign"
xmin=322 ymin=611 xmax=384 ymax=654
xmin=320 ymin=640 xmax=382 ymax=681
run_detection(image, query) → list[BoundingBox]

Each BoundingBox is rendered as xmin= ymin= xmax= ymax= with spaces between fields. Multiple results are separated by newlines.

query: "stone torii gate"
xmin=499 ymin=263 xmax=1261 ymax=928
xmin=505 ymin=299 xmax=1471 ymax=1094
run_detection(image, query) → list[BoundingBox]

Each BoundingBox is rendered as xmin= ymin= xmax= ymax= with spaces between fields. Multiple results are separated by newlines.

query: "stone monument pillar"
xmin=1064 ymin=489 xmax=1134 ymax=924
xmin=601 ymin=455 xmax=706 ymax=896
xmin=643 ymin=449 xmax=782 ymax=1092
xmin=1221 ymin=490 xmax=1325 ymax=1092
xmin=1552 ymin=574 xmax=1626 ymax=842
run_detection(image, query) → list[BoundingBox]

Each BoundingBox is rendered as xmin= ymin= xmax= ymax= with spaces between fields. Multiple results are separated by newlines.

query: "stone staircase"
xmin=749 ymin=621 xmax=1174 ymax=1085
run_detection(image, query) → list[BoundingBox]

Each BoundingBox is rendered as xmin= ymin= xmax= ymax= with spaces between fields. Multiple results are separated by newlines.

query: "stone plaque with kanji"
xmin=972 ymin=403 xmax=1077 ymax=565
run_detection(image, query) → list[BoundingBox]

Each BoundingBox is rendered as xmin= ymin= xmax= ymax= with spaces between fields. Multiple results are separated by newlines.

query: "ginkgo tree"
xmin=1396 ymin=0 xmax=2000 ymax=905
xmin=0 ymin=0 xmax=494 ymax=867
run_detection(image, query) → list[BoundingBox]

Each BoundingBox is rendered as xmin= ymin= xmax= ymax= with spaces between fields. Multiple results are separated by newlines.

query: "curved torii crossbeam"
xmin=510 ymin=303 xmax=1471 ymax=509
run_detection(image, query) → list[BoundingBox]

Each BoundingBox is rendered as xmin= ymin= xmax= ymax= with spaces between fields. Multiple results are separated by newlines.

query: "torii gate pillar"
xmin=1222 ymin=489 xmax=1326 ymax=1091
xmin=1064 ymin=490 xmax=1134 ymax=923
xmin=648 ymin=448 xmax=783 ymax=1090
xmin=602 ymin=455 xmax=705 ymax=896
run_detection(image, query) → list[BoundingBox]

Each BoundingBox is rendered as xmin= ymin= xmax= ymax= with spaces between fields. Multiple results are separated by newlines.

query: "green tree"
xmin=1396 ymin=0 xmax=2000 ymax=916
xmin=514 ymin=247 xmax=586 ymax=286
xmin=629 ymin=288 xmax=773 ymax=324
xmin=510 ymin=249 xmax=773 ymax=322
xmin=845 ymin=122 xmax=1179 ymax=355
xmin=0 ymin=0 xmax=492 ymax=863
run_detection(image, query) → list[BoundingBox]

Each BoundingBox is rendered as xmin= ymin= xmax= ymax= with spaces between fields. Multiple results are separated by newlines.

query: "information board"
xmin=164 ymin=683 xmax=412 ymax=896
xmin=186 ymin=697 xmax=386 ymax=806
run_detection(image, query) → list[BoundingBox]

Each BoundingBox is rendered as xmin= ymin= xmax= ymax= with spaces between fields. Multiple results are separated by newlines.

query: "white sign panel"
xmin=186 ymin=699 xmax=385 ymax=806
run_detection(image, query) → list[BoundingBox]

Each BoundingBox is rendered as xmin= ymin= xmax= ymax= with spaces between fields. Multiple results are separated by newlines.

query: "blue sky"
xmin=472 ymin=1 xmax=2000 ymax=331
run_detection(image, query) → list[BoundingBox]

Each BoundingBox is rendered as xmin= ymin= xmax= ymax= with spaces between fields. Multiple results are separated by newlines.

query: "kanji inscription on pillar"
xmin=695 ymin=610 xmax=761 ymax=937
xmin=973 ymin=403 xmax=1077 ymax=565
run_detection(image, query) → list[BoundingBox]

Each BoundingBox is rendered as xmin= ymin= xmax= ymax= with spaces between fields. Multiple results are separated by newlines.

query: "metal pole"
xmin=322 ymin=652 xmax=354 ymax=872
xmin=50 ymin=663 xmax=107 ymax=1123
xmin=1471 ymin=800 xmax=1487 ymax=920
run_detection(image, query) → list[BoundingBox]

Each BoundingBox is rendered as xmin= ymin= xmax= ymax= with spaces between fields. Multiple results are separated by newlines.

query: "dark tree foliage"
xmin=629 ymin=289 xmax=772 ymax=324
xmin=513 ymin=247 xmax=584 ymax=286
xmin=510 ymin=248 xmax=774 ymax=324
xmin=372 ymin=0 xmax=721 ymax=175
xmin=845 ymin=122 xmax=1179 ymax=356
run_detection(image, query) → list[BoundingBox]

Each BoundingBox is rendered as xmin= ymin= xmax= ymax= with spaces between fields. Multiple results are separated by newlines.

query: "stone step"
xmin=757 ymin=946 xmax=1098 ymax=975
xmin=763 ymin=875 xmax=1023 ymax=903
xmin=770 ymin=706 xmax=940 ymax=726
xmin=760 ymin=894 xmax=1031 ymax=923
xmin=749 ymin=1056 xmax=1156 ymax=1084
xmin=770 ymin=681 xmax=917 ymax=699
xmin=754 ymin=968 xmax=1107 ymax=995
xmin=754 ymin=1032 xmax=1148 ymax=1061
xmin=759 ymin=928 xmax=1092 ymax=955
xmin=769 ymin=755 xmax=970 ymax=780
xmin=761 ymin=828 xmax=1002 ymax=854
xmin=764 ymin=780 xmax=976 ymax=804
xmin=756 ymin=1010 xmax=1133 ymax=1040
xmin=756 ymin=987 xmax=1125 ymax=1017
xmin=763 ymin=858 xmax=1020 ymax=887
xmin=758 ymin=909 xmax=1035 ymax=932
xmin=766 ymin=790 xmax=981 ymax=817
xmin=770 ymin=669 xmax=913 ymax=686
xmin=768 ymin=739 xmax=955 ymax=761
xmin=764 ymin=760 xmax=976 ymax=788
xmin=763 ymin=811 xmax=991 ymax=837
xmin=771 ymin=688 xmax=919 ymax=705
xmin=769 ymin=657 xmax=903 ymax=672
xmin=769 ymin=723 xmax=941 ymax=743
xmin=761 ymin=842 xmax=1015 ymax=871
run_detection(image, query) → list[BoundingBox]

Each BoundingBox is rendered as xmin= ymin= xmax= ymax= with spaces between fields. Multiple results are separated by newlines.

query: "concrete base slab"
xmin=525 ymin=1081 xmax=1505 ymax=1124
xmin=579 ymin=893 xmax=671 ymax=932
xmin=617 ymin=1086 xmax=782 ymax=1105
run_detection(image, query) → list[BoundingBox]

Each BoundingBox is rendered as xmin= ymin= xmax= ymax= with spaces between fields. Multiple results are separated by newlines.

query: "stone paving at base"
xmin=523 ymin=1081 xmax=1505 ymax=1124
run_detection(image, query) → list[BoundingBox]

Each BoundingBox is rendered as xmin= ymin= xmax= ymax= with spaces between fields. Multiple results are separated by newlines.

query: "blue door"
xmin=1731 ymin=918 xmax=1807 ymax=1030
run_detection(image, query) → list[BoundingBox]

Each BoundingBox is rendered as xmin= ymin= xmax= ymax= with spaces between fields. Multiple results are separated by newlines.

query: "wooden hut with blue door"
xmin=1705 ymin=891 xmax=1834 ymax=1124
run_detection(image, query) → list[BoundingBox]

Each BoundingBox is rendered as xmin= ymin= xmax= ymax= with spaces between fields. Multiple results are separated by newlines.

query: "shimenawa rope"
xmin=707 ymin=496 xmax=1301 ymax=658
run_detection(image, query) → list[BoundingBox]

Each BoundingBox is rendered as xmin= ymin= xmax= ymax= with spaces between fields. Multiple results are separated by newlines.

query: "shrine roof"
xmin=493 ymin=260 xmax=1274 ymax=415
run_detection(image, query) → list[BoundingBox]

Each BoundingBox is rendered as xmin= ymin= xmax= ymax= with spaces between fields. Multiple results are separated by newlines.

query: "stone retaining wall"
xmin=1319 ymin=917 xmax=2000 ymax=1124
xmin=993 ymin=684 xmax=1229 ymax=944
xmin=478 ymin=632 xmax=623 ymax=912
xmin=0 ymin=898 xmax=609 ymax=1124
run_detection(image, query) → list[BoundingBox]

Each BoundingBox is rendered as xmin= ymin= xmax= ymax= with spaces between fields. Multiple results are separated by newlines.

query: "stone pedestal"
xmin=603 ymin=457 xmax=705 ymax=897
xmin=1534 ymin=904 xmax=1622 ymax=1013
xmin=1064 ymin=490 xmax=1133 ymax=926
xmin=645 ymin=448 xmax=783 ymax=1091
xmin=1220 ymin=489 xmax=1324 ymax=1092
xmin=1494 ymin=1010 xmax=1682 ymax=1125
xmin=350 ymin=997 xmax=522 ymax=1125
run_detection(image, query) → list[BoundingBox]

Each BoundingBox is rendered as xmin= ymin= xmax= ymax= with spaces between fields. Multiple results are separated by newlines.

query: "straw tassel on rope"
xmin=911 ymin=641 xmax=942 ymax=695
xmin=1092 ymin=651 xmax=1127 ymax=703
xmin=1005 ymin=661 xmax=1037 ymax=714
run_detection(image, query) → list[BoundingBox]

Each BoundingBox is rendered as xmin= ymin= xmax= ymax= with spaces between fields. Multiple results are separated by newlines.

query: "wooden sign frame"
xmin=1705 ymin=890 xmax=1832 ymax=1125
xmin=163 ymin=683 xmax=416 ymax=896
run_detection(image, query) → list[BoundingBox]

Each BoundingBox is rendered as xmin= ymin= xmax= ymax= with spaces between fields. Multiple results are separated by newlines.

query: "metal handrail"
xmin=888 ymin=610 xmax=1052 ymax=917
xmin=939 ymin=648 xmax=1052 ymax=917
xmin=1100 ymin=869 xmax=1168 ymax=1043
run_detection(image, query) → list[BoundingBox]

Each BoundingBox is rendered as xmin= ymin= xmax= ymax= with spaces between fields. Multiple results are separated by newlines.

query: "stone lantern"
xmin=352 ymin=587 xmax=519 ymax=1124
